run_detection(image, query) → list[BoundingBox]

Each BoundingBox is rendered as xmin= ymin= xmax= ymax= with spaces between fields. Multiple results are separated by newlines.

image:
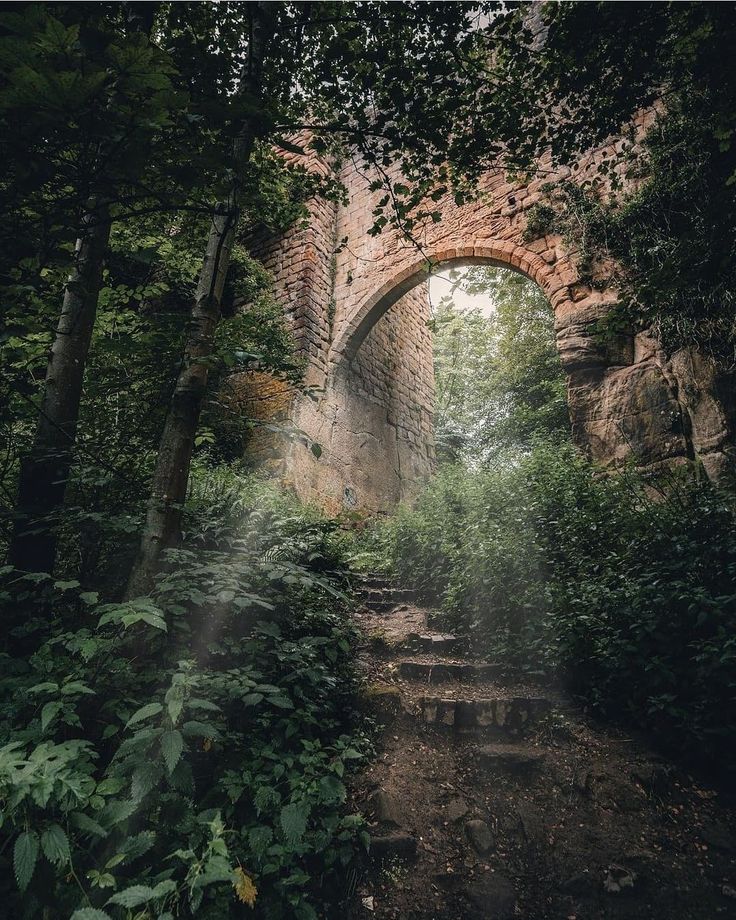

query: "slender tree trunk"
xmin=127 ymin=3 xmax=274 ymax=596
xmin=7 ymin=4 xmax=158 ymax=577
xmin=8 ymin=203 xmax=111 ymax=574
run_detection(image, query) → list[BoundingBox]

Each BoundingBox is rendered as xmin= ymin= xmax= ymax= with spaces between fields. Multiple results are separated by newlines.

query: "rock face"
xmin=241 ymin=124 xmax=736 ymax=512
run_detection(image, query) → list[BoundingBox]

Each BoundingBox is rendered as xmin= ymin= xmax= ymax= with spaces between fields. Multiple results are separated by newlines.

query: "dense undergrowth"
xmin=0 ymin=468 xmax=369 ymax=920
xmin=362 ymin=442 xmax=736 ymax=767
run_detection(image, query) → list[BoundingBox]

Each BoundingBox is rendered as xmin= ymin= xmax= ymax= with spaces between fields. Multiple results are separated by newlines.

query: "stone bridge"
xmin=239 ymin=119 xmax=736 ymax=514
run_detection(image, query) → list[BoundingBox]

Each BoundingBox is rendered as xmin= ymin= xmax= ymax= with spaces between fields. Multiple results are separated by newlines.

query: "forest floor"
xmin=345 ymin=579 xmax=736 ymax=920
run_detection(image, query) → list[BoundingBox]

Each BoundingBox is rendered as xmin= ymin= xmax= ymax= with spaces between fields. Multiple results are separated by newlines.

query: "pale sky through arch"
xmin=428 ymin=268 xmax=497 ymax=318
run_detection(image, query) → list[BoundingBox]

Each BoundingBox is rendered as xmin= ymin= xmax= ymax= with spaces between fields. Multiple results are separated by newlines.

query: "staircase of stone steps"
xmin=354 ymin=571 xmax=418 ymax=614
xmin=356 ymin=585 xmax=557 ymax=917
xmin=350 ymin=578 xmax=736 ymax=920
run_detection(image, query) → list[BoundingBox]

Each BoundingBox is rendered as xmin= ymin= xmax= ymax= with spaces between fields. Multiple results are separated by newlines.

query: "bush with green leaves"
xmin=368 ymin=443 xmax=736 ymax=765
xmin=0 ymin=471 xmax=369 ymax=920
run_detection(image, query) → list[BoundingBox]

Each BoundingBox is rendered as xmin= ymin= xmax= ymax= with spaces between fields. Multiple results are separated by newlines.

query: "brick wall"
xmin=282 ymin=282 xmax=435 ymax=514
xmin=240 ymin=112 xmax=735 ymax=510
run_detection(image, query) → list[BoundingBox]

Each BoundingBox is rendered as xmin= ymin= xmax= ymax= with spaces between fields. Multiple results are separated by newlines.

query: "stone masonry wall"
xmin=247 ymin=134 xmax=337 ymax=391
xmin=324 ymin=114 xmax=736 ymax=491
xmin=283 ymin=283 xmax=435 ymax=514
xmin=241 ymin=114 xmax=736 ymax=512
xmin=243 ymin=140 xmax=436 ymax=512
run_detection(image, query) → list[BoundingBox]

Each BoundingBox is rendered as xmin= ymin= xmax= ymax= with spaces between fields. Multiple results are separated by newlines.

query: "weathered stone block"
xmin=477 ymin=743 xmax=545 ymax=774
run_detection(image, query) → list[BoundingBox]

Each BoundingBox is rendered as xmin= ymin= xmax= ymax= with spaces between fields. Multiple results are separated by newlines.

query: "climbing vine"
xmin=516 ymin=2 xmax=736 ymax=364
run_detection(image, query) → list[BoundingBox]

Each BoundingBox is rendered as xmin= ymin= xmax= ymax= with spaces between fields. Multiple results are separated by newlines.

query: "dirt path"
xmin=347 ymin=577 xmax=736 ymax=920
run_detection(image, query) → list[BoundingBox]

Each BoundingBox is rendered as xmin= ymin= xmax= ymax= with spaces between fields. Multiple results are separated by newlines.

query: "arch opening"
xmin=329 ymin=240 xmax=573 ymax=370
xmin=301 ymin=255 xmax=567 ymax=512
xmin=428 ymin=263 xmax=570 ymax=467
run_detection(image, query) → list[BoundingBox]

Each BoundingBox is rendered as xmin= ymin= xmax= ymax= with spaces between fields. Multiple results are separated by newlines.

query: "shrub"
xmin=369 ymin=443 xmax=736 ymax=764
xmin=0 ymin=472 xmax=369 ymax=919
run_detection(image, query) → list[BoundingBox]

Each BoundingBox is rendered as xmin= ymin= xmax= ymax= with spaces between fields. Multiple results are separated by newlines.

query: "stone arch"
xmin=329 ymin=239 xmax=581 ymax=368
xmin=246 ymin=115 xmax=736 ymax=510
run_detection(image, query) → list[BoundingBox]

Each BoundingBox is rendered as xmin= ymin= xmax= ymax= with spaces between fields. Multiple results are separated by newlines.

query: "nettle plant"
xmin=0 ymin=497 xmax=369 ymax=920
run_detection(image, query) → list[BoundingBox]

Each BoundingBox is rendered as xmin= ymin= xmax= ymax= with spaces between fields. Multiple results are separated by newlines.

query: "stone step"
xmin=363 ymin=587 xmax=416 ymax=600
xmin=420 ymin=696 xmax=552 ymax=736
xmin=369 ymin=831 xmax=418 ymax=864
xmin=477 ymin=742 xmax=546 ymax=774
xmin=356 ymin=574 xmax=395 ymax=589
xmin=399 ymin=660 xmax=504 ymax=683
xmin=406 ymin=632 xmax=464 ymax=654
xmin=363 ymin=598 xmax=395 ymax=613
xmin=364 ymin=599 xmax=401 ymax=614
xmin=361 ymin=587 xmax=417 ymax=613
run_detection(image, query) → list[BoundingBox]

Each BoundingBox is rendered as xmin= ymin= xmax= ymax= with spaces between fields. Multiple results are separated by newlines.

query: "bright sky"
xmin=428 ymin=268 xmax=496 ymax=318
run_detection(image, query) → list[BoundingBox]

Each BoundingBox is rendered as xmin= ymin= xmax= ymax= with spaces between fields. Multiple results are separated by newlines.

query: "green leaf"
xmin=107 ymin=885 xmax=155 ymax=908
xmin=80 ymin=591 xmax=99 ymax=605
xmin=165 ymin=686 xmax=185 ymax=725
xmin=71 ymin=910 xmax=113 ymax=920
xmin=28 ymin=682 xmax=59 ymax=694
xmin=280 ymin=802 xmax=310 ymax=843
xmin=151 ymin=879 xmax=177 ymax=898
xmin=98 ymin=798 xmax=137 ymax=829
xmin=181 ymin=720 xmax=220 ymax=739
xmin=310 ymin=442 xmax=323 ymax=458
xmin=188 ymin=698 xmax=221 ymax=712
xmin=274 ymin=136 xmax=306 ymax=155
xmin=126 ymin=702 xmax=162 ymax=728
xmin=268 ymin=696 xmax=294 ymax=710
xmin=41 ymin=824 xmax=70 ymax=866
xmin=318 ymin=774 xmax=346 ymax=804
xmin=55 ymin=579 xmax=80 ymax=590
xmin=41 ymin=701 xmax=62 ymax=731
xmin=248 ymin=825 xmax=273 ymax=854
xmin=96 ymin=776 xmax=125 ymax=796
xmin=160 ymin=730 xmax=184 ymax=774
xmin=98 ymin=599 xmax=166 ymax=632
xmin=254 ymin=785 xmax=280 ymax=813
xmin=14 ymin=831 xmax=38 ymax=891
xmin=61 ymin=680 xmax=95 ymax=696
xmin=70 ymin=812 xmax=108 ymax=839
xmin=131 ymin=763 xmax=161 ymax=801
xmin=120 ymin=831 xmax=156 ymax=862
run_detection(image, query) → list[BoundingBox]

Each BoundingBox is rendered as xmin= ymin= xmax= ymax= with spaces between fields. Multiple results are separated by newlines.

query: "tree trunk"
xmin=7 ymin=6 xmax=159 ymax=577
xmin=8 ymin=203 xmax=111 ymax=574
xmin=127 ymin=3 xmax=274 ymax=596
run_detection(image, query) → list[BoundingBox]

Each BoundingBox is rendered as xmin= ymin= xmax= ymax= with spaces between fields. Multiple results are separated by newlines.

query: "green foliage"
xmin=530 ymin=109 xmax=736 ymax=361
xmin=430 ymin=267 xmax=569 ymax=461
xmin=511 ymin=2 xmax=736 ymax=362
xmin=368 ymin=444 xmax=736 ymax=765
xmin=0 ymin=472 xmax=369 ymax=919
xmin=1 ymin=206 xmax=303 ymax=581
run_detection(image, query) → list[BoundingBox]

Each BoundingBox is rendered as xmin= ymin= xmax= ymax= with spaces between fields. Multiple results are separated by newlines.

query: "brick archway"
xmin=329 ymin=240 xmax=578 ymax=367
xmin=246 ymin=118 xmax=735 ymax=511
